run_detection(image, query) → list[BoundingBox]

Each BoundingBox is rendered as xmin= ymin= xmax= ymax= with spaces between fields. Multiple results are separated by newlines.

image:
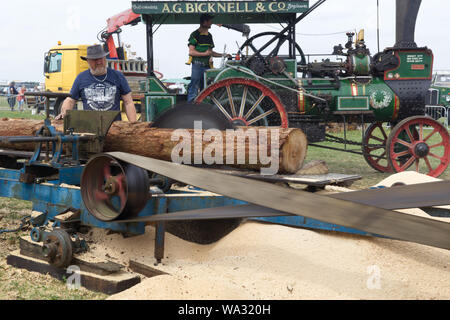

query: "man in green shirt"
xmin=187 ymin=14 xmax=231 ymax=102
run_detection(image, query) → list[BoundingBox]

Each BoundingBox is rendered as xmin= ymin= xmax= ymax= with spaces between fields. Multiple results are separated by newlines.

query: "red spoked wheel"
xmin=81 ymin=154 xmax=150 ymax=221
xmin=387 ymin=116 xmax=450 ymax=177
xmin=362 ymin=122 xmax=393 ymax=173
xmin=195 ymin=78 xmax=289 ymax=128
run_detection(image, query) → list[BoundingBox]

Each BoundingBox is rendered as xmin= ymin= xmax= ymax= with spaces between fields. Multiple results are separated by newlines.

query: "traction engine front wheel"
xmin=362 ymin=122 xmax=393 ymax=173
xmin=387 ymin=116 xmax=450 ymax=177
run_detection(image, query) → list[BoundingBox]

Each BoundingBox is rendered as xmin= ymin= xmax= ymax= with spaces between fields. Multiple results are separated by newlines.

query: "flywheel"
xmin=81 ymin=154 xmax=150 ymax=221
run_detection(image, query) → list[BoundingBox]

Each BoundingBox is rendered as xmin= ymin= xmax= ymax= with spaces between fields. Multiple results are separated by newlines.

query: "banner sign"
xmin=132 ymin=1 xmax=309 ymax=15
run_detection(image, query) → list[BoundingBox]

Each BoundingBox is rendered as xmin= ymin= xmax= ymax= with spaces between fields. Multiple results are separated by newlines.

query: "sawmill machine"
xmin=134 ymin=0 xmax=449 ymax=177
xmin=0 ymin=107 xmax=450 ymax=269
xmin=0 ymin=0 xmax=449 ymax=273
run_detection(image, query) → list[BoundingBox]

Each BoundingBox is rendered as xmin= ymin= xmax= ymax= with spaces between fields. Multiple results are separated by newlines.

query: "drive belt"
xmin=106 ymin=152 xmax=450 ymax=250
xmin=329 ymin=180 xmax=450 ymax=210
xmin=115 ymin=204 xmax=287 ymax=223
xmin=116 ymin=181 xmax=450 ymax=223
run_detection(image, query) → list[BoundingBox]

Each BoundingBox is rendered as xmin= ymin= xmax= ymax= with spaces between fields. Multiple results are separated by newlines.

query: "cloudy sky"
xmin=1 ymin=0 xmax=449 ymax=83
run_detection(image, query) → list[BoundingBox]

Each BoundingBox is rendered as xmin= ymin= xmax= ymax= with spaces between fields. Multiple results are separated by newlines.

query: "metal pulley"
xmin=268 ymin=57 xmax=286 ymax=75
xmin=81 ymin=154 xmax=150 ymax=222
xmin=149 ymin=173 xmax=175 ymax=193
xmin=42 ymin=229 xmax=73 ymax=268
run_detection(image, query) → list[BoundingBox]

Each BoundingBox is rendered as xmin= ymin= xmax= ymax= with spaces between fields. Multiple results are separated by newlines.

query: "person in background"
xmin=33 ymin=86 xmax=45 ymax=114
xmin=17 ymin=86 xmax=26 ymax=112
xmin=7 ymin=81 xmax=18 ymax=111
xmin=186 ymin=14 xmax=231 ymax=102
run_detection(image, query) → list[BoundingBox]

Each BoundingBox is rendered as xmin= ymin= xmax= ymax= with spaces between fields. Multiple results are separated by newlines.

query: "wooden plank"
xmin=212 ymin=169 xmax=361 ymax=187
xmin=129 ymin=259 xmax=168 ymax=278
xmin=7 ymin=251 xmax=140 ymax=295
xmin=19 ymin=237 xmax=124 ymax=276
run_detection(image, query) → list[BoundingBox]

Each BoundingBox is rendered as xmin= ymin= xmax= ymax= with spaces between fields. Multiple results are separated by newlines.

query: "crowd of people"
xmin=2 ymin=81 xmax=45 ymax=113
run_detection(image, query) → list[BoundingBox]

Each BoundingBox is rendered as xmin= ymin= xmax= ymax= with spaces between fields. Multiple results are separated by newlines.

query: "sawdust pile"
xmin=374 ymin=171 xmax=441 ymax=187
xmin=80 ymin=172 xmax=449 ymax=300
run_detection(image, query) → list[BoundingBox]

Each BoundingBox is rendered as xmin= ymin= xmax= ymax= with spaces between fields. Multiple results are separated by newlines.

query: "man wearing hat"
xmin=186 ymin=14 xmax=231 ymax=102
xmin=56 ymin=44 xmax=137 ymax=122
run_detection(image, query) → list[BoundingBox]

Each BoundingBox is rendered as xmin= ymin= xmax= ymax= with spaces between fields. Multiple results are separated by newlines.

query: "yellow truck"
xmin=40 ymin=43 xmax=147 ymax=120
xmin=44 ymin=44 xmax=89 ymax=93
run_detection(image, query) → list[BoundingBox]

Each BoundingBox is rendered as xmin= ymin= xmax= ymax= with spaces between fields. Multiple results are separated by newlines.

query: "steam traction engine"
xmin=135 ymin=0 xmax=449 ymax=177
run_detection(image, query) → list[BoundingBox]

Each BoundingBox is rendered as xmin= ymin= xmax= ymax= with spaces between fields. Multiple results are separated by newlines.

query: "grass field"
xmin=0 ymin=198 xmax=107 ymax=300
xmin=0 ymin=97 xmax=9 ymax=109
xmin=0 ymin=96 xmax=46 ymax=120
xmin=305 ymin=127 xmax=450 ymax=188
xmin=0 ymin=108 xmax=448 ymax=299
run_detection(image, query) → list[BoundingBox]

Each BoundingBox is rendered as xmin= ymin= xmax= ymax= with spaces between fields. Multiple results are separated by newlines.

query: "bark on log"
xmin=0 ymin=118 xmax=307 ymax=174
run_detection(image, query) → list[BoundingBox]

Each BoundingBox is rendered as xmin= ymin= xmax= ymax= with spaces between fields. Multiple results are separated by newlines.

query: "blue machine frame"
xmin=0 ymin=167 xmax=377 ymax=238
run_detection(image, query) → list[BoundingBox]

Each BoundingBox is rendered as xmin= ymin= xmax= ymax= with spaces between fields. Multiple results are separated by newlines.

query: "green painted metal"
xmin=430 ymin=72 xmax=450 ymax=107
xmin=384 ymin=50 xmax=433 ymax=80
xmin=208 ymin=66 xmax=257 ymax=83
xmin=146 ymin=76 xmax=168 ymax=94
xmin=337 ymin=96 xmax=369 ymax=111
xmin=204 ymin=59 xmax=296 ymax=84
xmin=298 ymin=77 xmax=399 ymax=121
xmin=132 ymin=1 xmax=309 ymax=24
xmin=144 ymin=67 xmax=401 ymax=123
xmin=351 ymin=55 xmax=370 ymax=76
xmin=145 ymin=94 xmax=176 ymax=121
xmin=143 ymin=75 xmax=176 ymax=121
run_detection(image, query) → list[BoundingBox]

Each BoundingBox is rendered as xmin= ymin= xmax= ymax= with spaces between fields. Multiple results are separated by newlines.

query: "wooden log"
xmin=296 ymin=160 xmax=329 ymax=175
xmin=0 ymin=118 xmax=307 ymax=173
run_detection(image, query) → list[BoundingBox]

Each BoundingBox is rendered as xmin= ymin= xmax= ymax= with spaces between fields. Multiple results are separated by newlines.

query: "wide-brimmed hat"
xmin=81 ymin=44 xmax=109 ymax=61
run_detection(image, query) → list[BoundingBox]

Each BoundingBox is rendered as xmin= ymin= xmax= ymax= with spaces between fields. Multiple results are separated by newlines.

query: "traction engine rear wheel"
xmin=387 ymin=116 xmax=450 ymax=177
xmin=195 ymin=78 xmax=289 ymax=128
xmin=362 ymin=122 xmax=393 ymax=173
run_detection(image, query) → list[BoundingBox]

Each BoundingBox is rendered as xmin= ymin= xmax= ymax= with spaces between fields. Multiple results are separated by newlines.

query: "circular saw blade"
xmin=151 ymin=102 xmax=241 ymax=244
xmin=151 ymin=102 xmax=233 ymax=130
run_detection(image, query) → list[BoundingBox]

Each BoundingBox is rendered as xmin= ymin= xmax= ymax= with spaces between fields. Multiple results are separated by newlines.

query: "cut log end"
xmin=279 ymin=128 xmax=308 ymax=174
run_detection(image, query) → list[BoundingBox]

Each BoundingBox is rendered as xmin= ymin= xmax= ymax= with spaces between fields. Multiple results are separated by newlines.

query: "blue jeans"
xmin=7 ymin=97 xmax=16 ymax=110
xmin=187 ymin=62 xmax=209 ymax=102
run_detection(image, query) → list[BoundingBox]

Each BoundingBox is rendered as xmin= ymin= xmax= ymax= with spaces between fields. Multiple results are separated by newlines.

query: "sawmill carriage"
xmin=135 ymin=0 xmax=449 ymax=177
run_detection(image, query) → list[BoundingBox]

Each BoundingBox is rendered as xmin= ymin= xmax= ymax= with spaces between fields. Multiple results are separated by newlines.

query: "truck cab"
xmin=428 ymin=70 xmax=450 ymax=107
xmin=44 ymin=44 xmax=89 ymax=93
